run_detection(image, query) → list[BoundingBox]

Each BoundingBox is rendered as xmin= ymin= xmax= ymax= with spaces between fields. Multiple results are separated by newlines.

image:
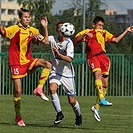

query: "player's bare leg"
xmin=13 ymin=79 xmax=25 ymax=126
xmin=34 ymin=59 xmax=52 ymax=101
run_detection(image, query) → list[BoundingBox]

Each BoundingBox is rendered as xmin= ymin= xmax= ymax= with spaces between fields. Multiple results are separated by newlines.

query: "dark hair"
xmin=18 ymin=8 xmax=30 ymax=18
xmin=93 ymin=16 xmax=105 ymax=24
xmin=56 ymin=20 xmax=65 ymax=29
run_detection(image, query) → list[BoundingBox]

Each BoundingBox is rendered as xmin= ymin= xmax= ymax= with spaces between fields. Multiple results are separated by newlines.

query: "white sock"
xmin=50 ymin=93 xmax=61 ymax=113
xmin=72 ymin=101 xmax=81 ymax=116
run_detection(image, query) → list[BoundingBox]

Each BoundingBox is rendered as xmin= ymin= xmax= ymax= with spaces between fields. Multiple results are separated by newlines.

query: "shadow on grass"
xmin=25 ymin=123 xmax=92 ymax=130
xmin=0 ymin=122 xmax=94 ymax=130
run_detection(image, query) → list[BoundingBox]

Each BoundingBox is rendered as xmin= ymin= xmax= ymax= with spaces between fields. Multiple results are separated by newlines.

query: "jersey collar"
xmin=18 ymin=23 xmax=30 ymax=30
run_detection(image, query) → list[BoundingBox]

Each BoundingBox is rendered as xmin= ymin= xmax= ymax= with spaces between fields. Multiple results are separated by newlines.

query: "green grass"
xmin=0 ymin=95 xmax=133 ymax=133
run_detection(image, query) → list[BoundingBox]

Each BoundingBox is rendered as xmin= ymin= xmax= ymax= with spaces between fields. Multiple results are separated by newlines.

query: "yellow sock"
xmin=95 ymin=79 xmax=104 ymax=100
xmin=13 ymin=97 xmax=21 ymax=116
xmin=94 ymin=96 xmax=100 ymax=110
xmin=37 ymin=68 xmax=50 ymax=89
xmin=103 ymin=88 xmax=107 ymax=97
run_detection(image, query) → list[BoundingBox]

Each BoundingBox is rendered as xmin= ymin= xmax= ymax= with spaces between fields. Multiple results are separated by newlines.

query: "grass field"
xmin=0 ymin=95 xmax=133 ymax=133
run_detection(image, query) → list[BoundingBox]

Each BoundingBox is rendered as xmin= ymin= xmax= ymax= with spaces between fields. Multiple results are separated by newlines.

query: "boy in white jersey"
xmin=39 ymin=17 xmax=82 ymax=126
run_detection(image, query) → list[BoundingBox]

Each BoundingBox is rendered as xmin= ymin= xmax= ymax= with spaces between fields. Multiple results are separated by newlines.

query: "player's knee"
xmin=49 ymin=87 xmax=56 ymax=94
xmin=44 ymin=60 xmax=52 ymax=69
xmin=68 ymin=98 xmax=76 ymax=106
xmin=69 ymin=101 xmax=76 ymax=106
xmin=94 ymin=70 xmax=102 ymax=79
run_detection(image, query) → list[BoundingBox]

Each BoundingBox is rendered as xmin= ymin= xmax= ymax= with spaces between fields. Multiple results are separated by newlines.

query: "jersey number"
xmin=13 ymin=68 xmax=19 ymax=75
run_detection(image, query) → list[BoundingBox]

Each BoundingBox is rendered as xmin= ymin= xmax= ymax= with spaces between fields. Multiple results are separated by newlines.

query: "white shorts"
xmin=49 ymin=73 xmax=76 ymax=96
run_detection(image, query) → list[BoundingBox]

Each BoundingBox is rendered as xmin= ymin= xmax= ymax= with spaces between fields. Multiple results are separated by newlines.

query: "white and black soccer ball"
xmin=60 ymin=23 xmax=75 ymax=37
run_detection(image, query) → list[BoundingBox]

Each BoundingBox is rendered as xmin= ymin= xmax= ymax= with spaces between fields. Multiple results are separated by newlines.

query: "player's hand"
xmin=32 ymin=34 xmax=44 ymax=42
xmin=32 ymin=34 xmax=38 ymax=44
xmin=33 ymin=34 xmax=39 ymax=40
xmin=52 ymin=47 xmax=60 ymax=56
xmin=127 ymin=26 xmax=133 ymax=32
xmin=41 ymin=16 xmax=48 ymax=28
xmin=85 ymin=32 xmax=93 ymax=38
xmin=130 ymin=26 xmax=133 ymax=32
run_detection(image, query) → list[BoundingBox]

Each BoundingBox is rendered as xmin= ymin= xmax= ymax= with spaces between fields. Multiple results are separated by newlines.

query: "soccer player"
xmin=74 ymin=16 xmax=133 ymax=122
xmin=0 ymin=8 xmax=52 ymax=126
xmin=39 ymin=17 xmax=82 ymax=126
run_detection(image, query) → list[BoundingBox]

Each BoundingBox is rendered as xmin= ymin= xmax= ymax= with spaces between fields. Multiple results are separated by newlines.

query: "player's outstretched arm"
xmin=33 ymin=17 xmax=49 ymax=45
xmin=113 ymin=26 xmax=133 ymax=43
xmin=41 ymin=16 xmax=49 ymax=45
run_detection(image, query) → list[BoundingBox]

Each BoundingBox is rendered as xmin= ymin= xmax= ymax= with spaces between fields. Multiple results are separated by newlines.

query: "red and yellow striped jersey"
xmin=3 ymin=23 xmax=40 ymax=66
xmin=75 ymin=29 xmax=116 ymax=58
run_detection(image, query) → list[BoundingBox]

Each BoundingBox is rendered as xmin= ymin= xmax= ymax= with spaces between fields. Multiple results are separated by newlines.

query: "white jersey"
xmin=48 ymin=35 xmax=75 ymax=77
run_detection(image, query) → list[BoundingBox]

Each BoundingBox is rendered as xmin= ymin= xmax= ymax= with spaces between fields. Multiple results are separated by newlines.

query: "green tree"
xmin=86 ymin=0 xmax=106 ymax=21
xmin=104 ymin=20 xmax=132 ymax=54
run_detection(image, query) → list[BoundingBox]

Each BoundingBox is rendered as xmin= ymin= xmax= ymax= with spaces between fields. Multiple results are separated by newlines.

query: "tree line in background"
xmin=1 ymin=0 xmax=133 ymax=54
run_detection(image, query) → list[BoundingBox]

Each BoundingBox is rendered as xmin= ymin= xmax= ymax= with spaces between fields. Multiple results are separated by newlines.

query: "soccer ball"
xmin=60 ymin=23 xmax=75 ymax=37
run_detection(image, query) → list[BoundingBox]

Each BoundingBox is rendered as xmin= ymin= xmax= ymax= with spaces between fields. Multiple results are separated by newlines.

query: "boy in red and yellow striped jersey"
xmin=74 ymin=16 xmax=133 ymax=122
xmin=0 ymin=8 xmax=52 ymax=126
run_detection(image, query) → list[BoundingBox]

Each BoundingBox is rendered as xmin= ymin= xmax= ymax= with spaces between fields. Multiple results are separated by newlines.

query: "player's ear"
xmin=18 ymin=19 xmax=21 ymax=23
xmin=92 ymin=23 xmax=95 ymax=28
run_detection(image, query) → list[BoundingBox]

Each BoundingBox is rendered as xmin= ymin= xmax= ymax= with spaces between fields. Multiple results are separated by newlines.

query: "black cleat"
xmin=75 ymin=115 xmax=82 ymax=126
xmin=54 ymin=111 xmax=64 ymax=125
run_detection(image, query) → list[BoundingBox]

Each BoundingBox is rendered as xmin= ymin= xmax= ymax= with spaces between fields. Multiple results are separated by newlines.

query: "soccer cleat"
xmin=54 ymin=111 xmax=64 ymax=125
xmin=99 ymin=98 xmax=112 ymax=106
xmin=75 ymin=115 xmax=82 ymax=126
xmin=15 ymin=115 xmax=26 ymax=126
xmin=34 ymin=87 xmax=49 ymax=101
xmin=91 ymin=106 xmax=101 ymax=122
